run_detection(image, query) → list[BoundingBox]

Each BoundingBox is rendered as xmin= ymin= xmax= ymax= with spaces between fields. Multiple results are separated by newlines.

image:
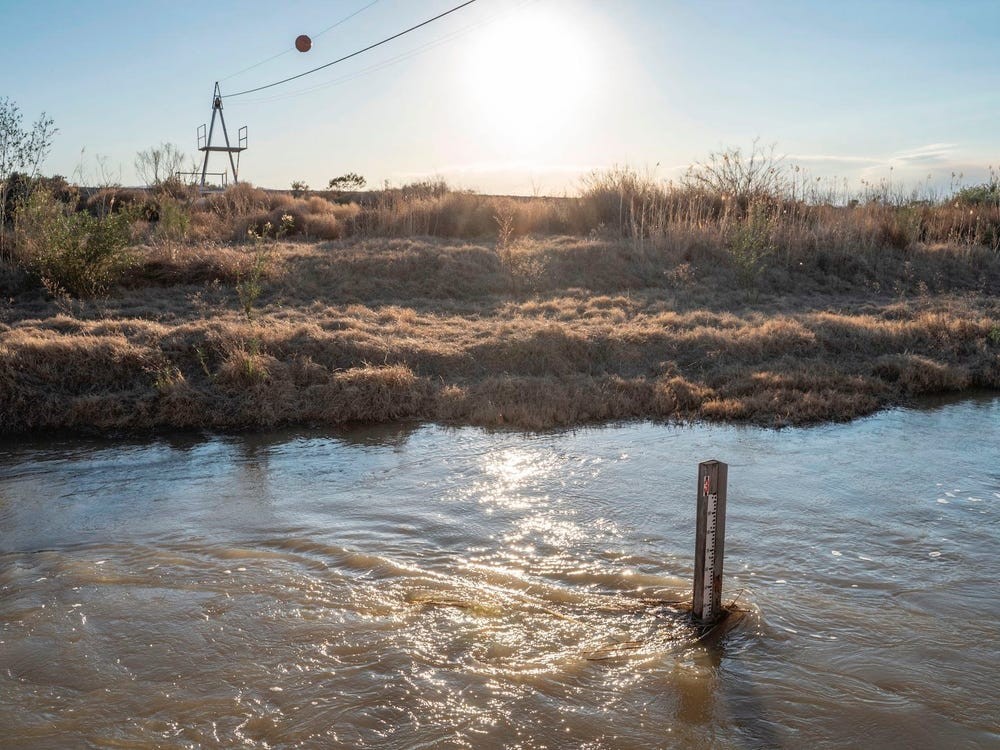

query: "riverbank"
xmin=2 ymin=235 xmax=998 ymax=434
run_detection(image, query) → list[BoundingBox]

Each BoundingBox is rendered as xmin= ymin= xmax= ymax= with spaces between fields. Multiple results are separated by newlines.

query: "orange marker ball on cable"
xmin=295 ymin=35 xmax=312 ymax=52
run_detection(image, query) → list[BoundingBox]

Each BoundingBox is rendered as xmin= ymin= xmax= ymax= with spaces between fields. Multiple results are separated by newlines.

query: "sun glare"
xmin=464 ymin=6 xmax=596 ymax=152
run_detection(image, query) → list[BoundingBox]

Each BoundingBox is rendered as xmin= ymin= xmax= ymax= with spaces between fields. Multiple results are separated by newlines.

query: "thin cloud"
xmin=889 ymin=143 xmax=957 ymax=165
xmin=784 ymin=144 xmax=958 ymax=169
xmin=786 ymin=154 xmax=882 ymax=166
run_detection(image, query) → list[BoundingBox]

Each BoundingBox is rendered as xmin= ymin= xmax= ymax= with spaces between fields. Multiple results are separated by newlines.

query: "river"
xmin=1 ymin=395 xmax=998 ymax=748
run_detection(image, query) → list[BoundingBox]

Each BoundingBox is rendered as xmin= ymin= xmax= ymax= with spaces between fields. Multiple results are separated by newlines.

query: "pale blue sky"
xmin=3 ymin=0 xmax=998 ymax=194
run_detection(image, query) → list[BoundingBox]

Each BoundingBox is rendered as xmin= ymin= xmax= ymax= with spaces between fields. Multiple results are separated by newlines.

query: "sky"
xmin=3 ymin=0 xmax=999 ymax=195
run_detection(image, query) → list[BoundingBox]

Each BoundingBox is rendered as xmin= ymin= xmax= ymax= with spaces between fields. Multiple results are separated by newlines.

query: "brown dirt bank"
xmin=2 ymin=237 xmax=998 ymax=434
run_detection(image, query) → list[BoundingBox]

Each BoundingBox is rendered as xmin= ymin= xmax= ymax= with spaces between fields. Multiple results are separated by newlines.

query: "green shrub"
xmin=153 ymin=195 xmax=190 ymax=241
xmin=236 ymin=248 xmax=269 ymax=321
xmin=955 ymin=181 xmax=1000 ymax=207
xmin=728 ymin=205 xmax=776 ymax=299
xmin=14 ymin=189 xmax=137 ymax=297
xmin=989 ymin=325 xmax=1000 ymax=347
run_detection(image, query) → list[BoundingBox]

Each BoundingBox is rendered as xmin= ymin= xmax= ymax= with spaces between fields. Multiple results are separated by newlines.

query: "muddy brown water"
xmin=1 ymin=395 xmax=998 ymax=749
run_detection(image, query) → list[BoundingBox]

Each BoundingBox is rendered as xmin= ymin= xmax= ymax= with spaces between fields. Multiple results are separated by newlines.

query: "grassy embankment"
xmin=1 ymin=169 xmax=999 ymax=433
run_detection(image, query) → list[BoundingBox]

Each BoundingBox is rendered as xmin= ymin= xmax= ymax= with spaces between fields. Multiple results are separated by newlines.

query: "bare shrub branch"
xmin=0 ymin=98 xmax=57 ymax=256
xmin=683 ymin=139 xmax=788 ymax=203
xmin=135 ymin=142 xmax=187 ymax=187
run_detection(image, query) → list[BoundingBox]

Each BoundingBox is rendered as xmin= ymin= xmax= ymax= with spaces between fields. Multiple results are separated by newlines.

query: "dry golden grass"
xmin=54 ymin=178 xmax=998 ymax=273
xmin=2 ymin=234 xmax=997 ymax=434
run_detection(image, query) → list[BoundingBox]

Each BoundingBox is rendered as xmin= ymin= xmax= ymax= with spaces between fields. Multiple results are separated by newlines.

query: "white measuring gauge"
xmin=701 ymin=486 xmax=720 ymax=622
xmin=693 ymin=461 xmax=727 ymax=625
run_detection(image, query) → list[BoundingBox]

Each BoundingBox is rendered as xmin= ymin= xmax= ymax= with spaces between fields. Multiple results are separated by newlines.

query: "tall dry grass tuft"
xmin=24 ymin=170 xmax=992 ymax=269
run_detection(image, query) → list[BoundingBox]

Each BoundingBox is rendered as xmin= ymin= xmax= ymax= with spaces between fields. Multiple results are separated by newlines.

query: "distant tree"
xmin=328 ymin=172 xmax=366 ymax=192
xmin=291 ymin=180 xmax=309 ymax=197
xmin=0 ymin=97 xmax=57 ymax=254
xmin=135 ymin=142 xmax=186 ymax=187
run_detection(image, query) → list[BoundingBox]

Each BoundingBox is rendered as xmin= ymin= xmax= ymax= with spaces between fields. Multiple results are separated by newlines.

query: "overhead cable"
xmin=225 ymin=0 xmax=479 ymax=98
xmin=220 ymin=0 xmax=381 ymax=82
xmin=226 ymin=0 xmax=537 ymax=107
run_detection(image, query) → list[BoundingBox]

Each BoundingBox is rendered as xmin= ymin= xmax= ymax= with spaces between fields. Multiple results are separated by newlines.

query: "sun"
xmin=463 ymin=5 xmax=596 ymax=153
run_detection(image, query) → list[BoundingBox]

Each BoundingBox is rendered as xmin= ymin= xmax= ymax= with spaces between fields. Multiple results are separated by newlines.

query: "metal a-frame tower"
xmin=197 ymin=82 xmax=247 ymax=189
